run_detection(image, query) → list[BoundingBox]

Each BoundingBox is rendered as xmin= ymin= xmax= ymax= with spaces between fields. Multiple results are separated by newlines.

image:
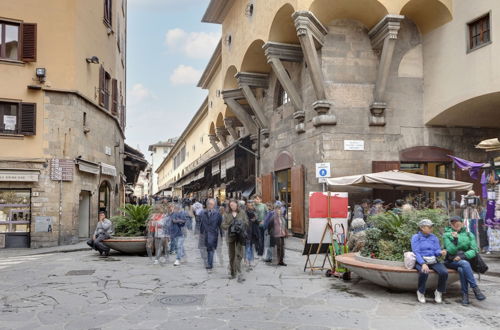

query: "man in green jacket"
xmin=443 ymin=216 xmax=486 ymax=305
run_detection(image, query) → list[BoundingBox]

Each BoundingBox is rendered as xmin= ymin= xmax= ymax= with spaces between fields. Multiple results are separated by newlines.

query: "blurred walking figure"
xmin=222 ymin=200 xmax=248 ymax=282
xmin=171 ymin=204 xmax=187 ymax=266
xmin=265 ymin=202 xmax=288 ymax=266
xmin=192 ymin=200 xmax=204 ymax=235
xmin=199 ymin=198 xmax=223 ymax=271
xmin=245 ymin=201 xmax=259 ymax=269
xmin=145 ymin=210 xmax=169 ymax=264
xmin=253 ymin=195 xmax=267 ymax=257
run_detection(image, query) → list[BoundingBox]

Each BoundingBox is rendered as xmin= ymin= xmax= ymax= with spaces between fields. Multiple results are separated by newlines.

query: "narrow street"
xmin=1 ymin=235 xmax=500 ymax=330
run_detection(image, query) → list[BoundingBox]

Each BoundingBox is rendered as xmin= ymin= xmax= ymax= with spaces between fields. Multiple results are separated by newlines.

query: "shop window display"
xmin=0 ymin=190 xmax=31 ymax=234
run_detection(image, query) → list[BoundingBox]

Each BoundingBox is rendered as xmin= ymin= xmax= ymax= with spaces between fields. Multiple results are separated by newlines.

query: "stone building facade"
xmin=0 ymin=0 xmax=128 ymax=248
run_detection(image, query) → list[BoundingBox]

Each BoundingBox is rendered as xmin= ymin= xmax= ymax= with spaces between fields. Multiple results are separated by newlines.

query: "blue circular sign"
xmin=319 ymin=169 xmax=327 ymax=177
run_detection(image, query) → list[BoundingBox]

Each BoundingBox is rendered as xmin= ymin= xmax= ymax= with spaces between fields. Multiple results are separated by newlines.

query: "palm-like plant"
xmin=112 ymin=204 xmax=152 ymax=237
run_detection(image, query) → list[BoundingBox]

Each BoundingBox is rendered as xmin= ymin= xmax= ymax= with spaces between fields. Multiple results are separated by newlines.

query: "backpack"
xmin=229 ymin=218 xmax=247 ymax=244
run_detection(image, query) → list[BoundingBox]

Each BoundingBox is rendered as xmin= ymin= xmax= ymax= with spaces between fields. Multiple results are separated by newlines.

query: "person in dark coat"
xmin=199 ymin=198 xmax=223 ymax=270
xmin=245 ymin=201 xmax=259 ymax=268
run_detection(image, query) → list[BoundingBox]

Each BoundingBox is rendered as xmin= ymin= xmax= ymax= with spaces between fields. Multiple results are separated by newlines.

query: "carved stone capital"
xmin=292 ymin=11 xmax=328 ymax=48
xmin=369 ymin=102 xmax=387 ymax=126
xmin=313 ymin=100 xmax=332 ymax=115
xmin=222 ymin=88 xmax=245 ymax=101
xmin=295 ymin=122 xmax=306 ymax=134
xmin=293 ymin=110 xmax=305 ymax=122
xmin=263 ymin=42 xmax=303 ymax=63
xmin=235 ymin=72 xmax=269 ymax=88
xmin=312 ymin=100 xmax=336 ymax=127
xmin=369 ymin=15 xmax=404 ymax=51
xmin=261 ymin=128 xmax=270 ymax=138
xmin=208 ymin=134 xmax=221 ymax=152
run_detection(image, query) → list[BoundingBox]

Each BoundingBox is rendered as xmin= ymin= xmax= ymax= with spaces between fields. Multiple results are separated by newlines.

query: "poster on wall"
xmin=35 ymin=216 xmax=53 ymax=232
xmin=309 ymin=192 xmax=348 ymax=218
xmin=3 ymin=115 xmax=16 ymax=131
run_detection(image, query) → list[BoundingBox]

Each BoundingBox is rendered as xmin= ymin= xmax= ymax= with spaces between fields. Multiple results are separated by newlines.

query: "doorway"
xmin=78 ymin=191 xmax=91 ymax=238
xmin=98 ymin=182 xmax=110 ymax=216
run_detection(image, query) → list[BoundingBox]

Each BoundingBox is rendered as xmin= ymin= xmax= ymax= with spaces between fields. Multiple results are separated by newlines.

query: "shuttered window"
xmin=111 ymin=78 xmax=118 ymax=115
xmin=0 ymin=101 xmax=36 ymax=135
xmin=98 ymin=66 xmax=111 ymax=110
xmin=104 ymin=0 xmax=113 ymax=27
xmin=0 ymin=21 xmax=36 ymax=62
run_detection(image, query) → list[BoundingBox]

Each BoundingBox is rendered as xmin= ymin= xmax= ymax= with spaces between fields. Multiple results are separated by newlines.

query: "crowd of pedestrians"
xmin=144 ymin=195 xmax=289 ymax=282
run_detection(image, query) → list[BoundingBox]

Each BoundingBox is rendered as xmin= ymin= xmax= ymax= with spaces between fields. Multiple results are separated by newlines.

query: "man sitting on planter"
xmin=87 ymin=211 xmax=113 ymax=257
xmin=411 ymin=219 xmax=448 ymax=304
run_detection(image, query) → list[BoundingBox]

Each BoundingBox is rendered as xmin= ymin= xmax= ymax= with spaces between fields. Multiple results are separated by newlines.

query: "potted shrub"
xmin=103 ymin=204 xmax=152 ymax=254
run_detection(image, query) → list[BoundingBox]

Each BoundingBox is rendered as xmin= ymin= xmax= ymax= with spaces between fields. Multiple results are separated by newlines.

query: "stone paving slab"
xmin=0 ymin=233 xmax=499 ymax=330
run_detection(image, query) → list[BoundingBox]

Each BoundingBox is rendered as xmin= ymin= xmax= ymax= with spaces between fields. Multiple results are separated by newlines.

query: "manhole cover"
xmin=158 ymin=294 xmax=205 ymax=306
xmin=66 ymin=270 xmax=95 ymax=276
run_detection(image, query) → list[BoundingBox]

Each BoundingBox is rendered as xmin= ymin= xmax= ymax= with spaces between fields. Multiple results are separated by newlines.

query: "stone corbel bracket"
xmin=263 ymin=42 xmax=306 ymax=133
xmin=222 ymin=88 xmax=258 ymax=136
xmin=223 ymin=117 xmax=240 ymax=140
xmin=368 ymin=15 xmax=404 ymax=126
xmin=236 ymin=72 xmax=271 ymax=146
xmin=292 ymin=11 xmax=336 ymax=127
xmin=208 ymin=134 xmax=221 ymax=153
xmin=215 ymin=126 xmax=229 ymax=148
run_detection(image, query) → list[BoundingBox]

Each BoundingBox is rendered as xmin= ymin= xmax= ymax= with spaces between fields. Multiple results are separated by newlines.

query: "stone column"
xmin=215 ymin=127 xmax=229 ymax=147
xmin=208 ymin=134 xmax=221 ymax=153
xmin=368 ymin=15 xmax=404 ymax=126
xmin=293 ymin=11 xmax=336 ymax=127
xmin=224 ymin=117 xmax=239 ymax=140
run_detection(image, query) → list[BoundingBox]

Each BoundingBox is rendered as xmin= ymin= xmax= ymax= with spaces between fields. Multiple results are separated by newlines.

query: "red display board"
xmin=309 ymin=192 xmax=348 ymax=218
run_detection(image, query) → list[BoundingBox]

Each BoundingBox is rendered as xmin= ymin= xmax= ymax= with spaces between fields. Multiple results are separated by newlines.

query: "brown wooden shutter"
xmin=455 ymin=166 xmax=482 ymax=195
xmin=20 ymin=103 xmax=36 ymax=135
xmin=21 ymin=23 xmax=37 ymax=62
xmin=99 ymin=66 xmax=105 ymax=106
xmin=261 ymin=173 xmax=273 ymax=203
xmin=291 ymin=165 xmax=305 ymax=235
xmin=111 ymin=79 xmax=118 ymax=115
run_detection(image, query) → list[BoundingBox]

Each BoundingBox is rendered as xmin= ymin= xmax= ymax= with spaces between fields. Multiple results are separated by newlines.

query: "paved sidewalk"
xmin=0 ymin=241 xmax=89 ymax=258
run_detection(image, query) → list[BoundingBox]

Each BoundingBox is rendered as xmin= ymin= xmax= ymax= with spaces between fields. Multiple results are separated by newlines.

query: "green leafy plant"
xmin=361 ymin=209 xmax=448 ymax=261
xmin=112 ymin=204 xmax=152 ymax=237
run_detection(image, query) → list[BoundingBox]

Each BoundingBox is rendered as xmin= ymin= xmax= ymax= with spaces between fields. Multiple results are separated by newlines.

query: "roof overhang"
xmin=202 ymin=0 xmax=233 ymax=24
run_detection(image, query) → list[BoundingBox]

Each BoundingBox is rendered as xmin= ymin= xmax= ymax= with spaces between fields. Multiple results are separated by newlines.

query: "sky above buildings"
xmin=126 ymin=0 xmax=220 ymax=159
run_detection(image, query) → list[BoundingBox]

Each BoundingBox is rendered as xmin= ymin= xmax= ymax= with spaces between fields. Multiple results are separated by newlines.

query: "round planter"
xmin=103 ymin=237 xmax=147 ymax=254
xmin=336 ymin=253 xmax=459 ymax=291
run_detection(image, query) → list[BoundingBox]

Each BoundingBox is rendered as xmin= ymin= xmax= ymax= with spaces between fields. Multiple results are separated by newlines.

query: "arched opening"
xmin=223 ymin=65 xmax=238 ymax=90
xmin=209 ymin=122 xmax=216 ymax=135
xmin=240 ymin=39 xmax=271 ymax=74
xmin=309 ymin=0 xmax=388 ymax=29
xmin=98 ymin=181 xmax=111 ymax=216
xmin=400 ymin=0 xmax=452 ymax=34
xmin=268 ymin=4 xmax=299 ymax=44
xmin=215 ymin=112 xmax=225 ymax=128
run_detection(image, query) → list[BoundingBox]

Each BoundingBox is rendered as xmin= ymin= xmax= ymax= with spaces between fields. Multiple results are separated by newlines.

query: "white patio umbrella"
xmin=326 ymin=170 xmax=473 ymax=192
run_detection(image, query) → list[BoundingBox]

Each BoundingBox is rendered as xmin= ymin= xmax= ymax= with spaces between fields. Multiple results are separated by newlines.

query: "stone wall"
xmin=257 ymin=18 xmax=500 ymax=232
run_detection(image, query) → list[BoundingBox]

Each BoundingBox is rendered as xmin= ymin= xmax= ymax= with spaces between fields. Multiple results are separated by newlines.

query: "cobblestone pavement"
xmin=1 ymin=234 xmax=500 ymax=330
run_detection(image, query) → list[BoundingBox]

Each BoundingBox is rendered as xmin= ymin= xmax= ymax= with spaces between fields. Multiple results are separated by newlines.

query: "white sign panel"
xmin=344 ymin=140 xmax=365 ymax=151
xmin=307 ymin=218 xmax=349 ymax=244
xmin=0 ymin=170 xmax=39 ymax=182
xmin=315 ymin=163 xmax=331 ymax=178
xmin=3 ymin=115 xmax=16 ymax=131
xmin=35 ymin=216 xmax=54 ymax=232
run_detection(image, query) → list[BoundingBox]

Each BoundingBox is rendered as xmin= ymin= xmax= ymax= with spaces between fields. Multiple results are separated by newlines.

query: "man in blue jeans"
xmin=411 ymin=219 xmax=448 ymax=304
xmin=170 ymin=204 xmax=187 ymax=266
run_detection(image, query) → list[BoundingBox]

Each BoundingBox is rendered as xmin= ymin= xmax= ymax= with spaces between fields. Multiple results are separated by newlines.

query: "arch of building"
xmin=240 ymin=39 xmax=271 ymax=73
xmin=268 ymin=3 xmax=299 ymax=44
xmin=209 ymin=122 xmax=216 ymax=135
xmin=215 ymin=112 xmax=225 ymax=128
xmin=223 ymin=65 xmax=238 ymax=90
xmin=399 ymin=0 xmax=453 ymax=34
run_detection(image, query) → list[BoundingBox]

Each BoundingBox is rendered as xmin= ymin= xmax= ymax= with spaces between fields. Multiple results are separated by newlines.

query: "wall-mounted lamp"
xmin=86 ymin=56 xmax=100 ymax=64
xmin=36 ymin=68 xmax=46 ymax=83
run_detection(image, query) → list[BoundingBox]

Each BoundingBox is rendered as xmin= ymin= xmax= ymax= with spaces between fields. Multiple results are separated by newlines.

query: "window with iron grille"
xmin=468 ymin=13 xmax=490 ymax=52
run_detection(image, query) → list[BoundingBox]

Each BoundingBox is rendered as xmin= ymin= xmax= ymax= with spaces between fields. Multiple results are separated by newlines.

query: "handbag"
xmin=423 ymin=256 xmax=437 ymax=265
xmin=469 ymin=254 xmax=489 ymax=274
xmin=404 ymin=252 xmax=416 ymax=269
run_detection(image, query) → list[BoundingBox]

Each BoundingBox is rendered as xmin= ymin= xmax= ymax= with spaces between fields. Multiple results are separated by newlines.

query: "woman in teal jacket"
xmin=443 ymin=216 xmax=486 ymax=305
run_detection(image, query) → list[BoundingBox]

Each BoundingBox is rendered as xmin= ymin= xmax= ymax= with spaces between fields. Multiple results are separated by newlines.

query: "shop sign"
xmin=344 ymin=140 xmax=365 ymax=151
xmin=50 ymin=159 xmax=74 ymax=181
xmin=77 ymin=161 xmax=100 ymax=175
xmin=101 ymin=163 xmax=117 ymax=177
xmin=34 ymin=216 xmax=54 ymax=232
xmin=0 ymin=169 xmax=39 ymax=182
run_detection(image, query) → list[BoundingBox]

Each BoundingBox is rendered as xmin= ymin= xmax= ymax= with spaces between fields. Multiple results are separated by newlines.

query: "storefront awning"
xmin=100 ymin=163 xmax=117 ymax=177
xmin=76 ymin=159 xmax=100 ymax=175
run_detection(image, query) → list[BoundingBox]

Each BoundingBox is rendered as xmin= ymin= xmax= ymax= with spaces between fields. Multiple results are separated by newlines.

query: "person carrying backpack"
xmin=222 ymin=199 xmax=248 ymax=282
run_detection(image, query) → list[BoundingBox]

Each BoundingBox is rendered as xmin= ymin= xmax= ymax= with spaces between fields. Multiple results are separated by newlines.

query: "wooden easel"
xmin=304 ymin=192 xmax=337 ymax=273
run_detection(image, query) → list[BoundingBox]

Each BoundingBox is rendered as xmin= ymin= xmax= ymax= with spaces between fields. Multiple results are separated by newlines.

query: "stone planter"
xmin=103 ymin=237 xmax=147 ymax=254
xmin=336 ymin=253 xmax=459 ymax=291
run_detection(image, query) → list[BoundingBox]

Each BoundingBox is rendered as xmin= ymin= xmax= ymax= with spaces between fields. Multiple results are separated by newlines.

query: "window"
xmin=104 ymin=0 xmax=113 ymax=27
xmin=0 ymin=101 xmax=36 ymax=135
xmin=468 ymin=13 xmax=490 ymax=51
xmin=277 ymin=83 xmax=290 ymax=107
xmin=173 ymin=146 xmax=186 ymax=170
xmin=99 ymin=66 xmax=112 ymax=110
xmin=0 ymin=22 xmax=19 ymax=60
xmin=0 ymin=21 xmax=37 ymax=62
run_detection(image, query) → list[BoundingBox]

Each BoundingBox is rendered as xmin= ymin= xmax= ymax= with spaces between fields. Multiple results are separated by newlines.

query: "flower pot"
xmin=103 ymin=237 xmax=147 ymax=254
xmin=336 ymin=253 xmax=459 ymax=291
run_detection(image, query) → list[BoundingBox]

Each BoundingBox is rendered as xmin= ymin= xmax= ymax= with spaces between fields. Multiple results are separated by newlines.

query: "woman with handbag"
xmin=222 ymin=200 xmax=248 ymax=282
xmin=443 ymin=216 xmax=486 ymax=305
